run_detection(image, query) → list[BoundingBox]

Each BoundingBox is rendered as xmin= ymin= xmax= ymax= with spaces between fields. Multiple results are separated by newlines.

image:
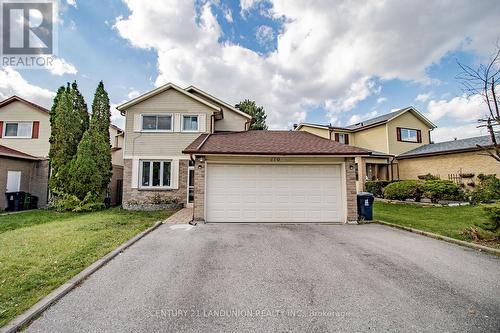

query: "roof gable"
xmin=0 ymin=144 xmax=40 ymax=160
xmin=117 ymin=83 xmax=221 ymax=114
xmin=0 ymin=96 xmax=49 ymax=115
xmin=185 ymin=86 xmax=252 ymax=120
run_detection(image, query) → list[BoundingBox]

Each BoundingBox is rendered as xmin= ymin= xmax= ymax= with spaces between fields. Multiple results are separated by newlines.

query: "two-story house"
xmin=118 ymin=83 xmax=370 ymax=223
xmin=296 ymin=107 xmax=437 ymax=191
xmin=0 ymin=95 xmax=125 ymax=210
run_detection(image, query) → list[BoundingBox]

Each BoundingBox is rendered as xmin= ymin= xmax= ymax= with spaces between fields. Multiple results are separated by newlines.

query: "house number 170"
xmin=271 ymin=157 xmax=281 ymax=162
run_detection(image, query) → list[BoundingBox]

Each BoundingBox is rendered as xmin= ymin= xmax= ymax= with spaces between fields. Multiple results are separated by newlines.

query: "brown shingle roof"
xmin=183 ymin=131 xmax=371 ymax=156
xmin=0 ymin=145 xmax=40 ymax=160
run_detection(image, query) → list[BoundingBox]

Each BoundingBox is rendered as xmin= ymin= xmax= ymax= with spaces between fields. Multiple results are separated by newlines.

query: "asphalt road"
xmin=25 ymin=223 xmax=500 ymax=332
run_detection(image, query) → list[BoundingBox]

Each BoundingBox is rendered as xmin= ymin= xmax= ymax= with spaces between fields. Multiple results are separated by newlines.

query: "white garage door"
xmin=206 ymin=164 xmax=344 ymax=223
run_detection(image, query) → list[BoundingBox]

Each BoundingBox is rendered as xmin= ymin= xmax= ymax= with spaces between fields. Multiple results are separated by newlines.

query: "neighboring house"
xmin=118 ymin=83 xmax=369 ymax=223
xmin=109 ymin=124 xmax=125 ymax=206
xmin=397 ymin=135 xmax=500 ymax=186
xmin=0 ymin=96 xmax=50 ymax=210
xmin=0 ymin=95 xmax=125 ymax=210
xmin=296 ymin=107 xmax=436 ymax=191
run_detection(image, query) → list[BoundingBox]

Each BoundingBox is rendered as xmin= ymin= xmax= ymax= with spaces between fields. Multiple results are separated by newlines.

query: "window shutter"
xmin=199 ymin=114 xmax=206 ymax=132
xmin=131 ymin=159 xmax=139 ymax=189
xmin=174 ymin=113 xmax=181 ymax=132
xmin=344 ymin=134 xmax=349 ymax=144
xmin=0 ymin=121 xmax=3 ymax=138
xmin=134 ymin=114 xmax=141 ymax=132
xmin=396 ymin=127 xmax=402 ymax=141
xmin=417 ymin=129 xmax=422 ymax=143
xmin=32 ymin=121 xmax=40 ymax=139
xmin=334 ymin=133 xmax=340 ymax=142
xmin=171 ymin=159 xmax=180 ymax=189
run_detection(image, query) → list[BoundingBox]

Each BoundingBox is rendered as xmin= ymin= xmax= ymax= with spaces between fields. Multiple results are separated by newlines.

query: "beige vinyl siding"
xmin=215 ymin=106 xmax=248 ymax=131
xmin=0 ymin=101 xmax=50 ymax=157
xmin=387 ymin=111 xmax=431 ymax=155
xmin=353 ymin=124 xmax=388 ymax=154
xmin=297 ymin=125 xmax=330 ymax=139
xmin=189 ymin=91 xmax=248 ymax=132
xmin=124 ymin=88 xmax=214 ymax=157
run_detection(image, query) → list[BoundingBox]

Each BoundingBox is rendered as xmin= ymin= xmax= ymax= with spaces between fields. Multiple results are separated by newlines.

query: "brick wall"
xmin=345 ymin=157 xmax=358 ymax=222
xmin=0 ymin=157 xmax=49 ymax=210
xmin=122 ymin=159 xmax=188 ymax=209
xmin=193 ymin=156 xmax=205 ymax=221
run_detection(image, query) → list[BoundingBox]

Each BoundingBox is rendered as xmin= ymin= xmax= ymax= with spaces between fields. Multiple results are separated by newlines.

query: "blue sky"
xmin=2 ymin=0 xmax=500 ymax=142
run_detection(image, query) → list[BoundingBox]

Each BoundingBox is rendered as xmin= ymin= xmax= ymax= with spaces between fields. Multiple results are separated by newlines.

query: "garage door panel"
xmin=206 ymin=164 xmax=344 ymax=223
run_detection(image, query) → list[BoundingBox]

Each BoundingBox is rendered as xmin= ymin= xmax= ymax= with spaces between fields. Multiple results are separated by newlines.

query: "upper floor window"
xmin=182 ymin=115 xmax=199 ymax=132
xmin=142 ymin=115 xmax=172 ymax=131
xmin=334 ymin=132 xmax=349 ymax=144
xmin=140 ymin=160 xmax=171 ymax=188
xmin=3 ymin=122 xmax=32 ymax=138
xmin=397 ymin=127 xmax=421 ymax=143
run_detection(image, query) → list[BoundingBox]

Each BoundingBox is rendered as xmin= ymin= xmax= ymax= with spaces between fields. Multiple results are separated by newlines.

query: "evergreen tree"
xmin=89 ymin=81 xmax=112 ymax=191
xmin=67 ymin=130 xmax=103 ymax=200
xmin=67 ymin=81 xmax=113 ymax=199
xmin=236 ymin=99 xmax=268 ymax=130
xmin=48 ymin=82 xmax=89 ymax=193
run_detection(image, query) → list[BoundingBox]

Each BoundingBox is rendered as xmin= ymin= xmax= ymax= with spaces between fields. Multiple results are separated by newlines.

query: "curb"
xmin=373 ymin=220 xmax=500 ymax=256
xmin=1 ymin=220 xmax=164 ymax=333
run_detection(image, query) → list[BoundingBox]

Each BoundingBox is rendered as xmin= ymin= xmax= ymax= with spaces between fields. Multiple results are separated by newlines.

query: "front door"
xmin=6 ymin=171 xmax=21 ymax=192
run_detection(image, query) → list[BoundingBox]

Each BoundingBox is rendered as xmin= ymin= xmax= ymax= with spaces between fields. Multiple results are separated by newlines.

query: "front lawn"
xmin=374 ymin=201 xmax=499 ymax=248
xmin=0 ymin=208 xmax=177 ymax=328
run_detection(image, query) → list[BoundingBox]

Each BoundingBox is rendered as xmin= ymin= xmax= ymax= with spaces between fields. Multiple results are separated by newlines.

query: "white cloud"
xmin=240 ymin=0 xmax=263 ymax=17
xmin=66 ymin=0 xmax=77 ymax=8
xmin=425 ymin=94 xmax=487 ymax=123
xmin=127 ymin=90 xmax=141 ymax=99
xmin=114 ymin=0 xmax=500 ymax=128
xmin=347 ymin=110 xmax=378 ymax=126
xmin=0 ymin=67 xmax=54 ymax=107
xmin=377 ymin=97 xmax=387 ymax=104
xmin=431 ymin=124 xmax=487 ymax=142
xmin=110 ymin=101 xmax=125 ymax=129
xmin=45 ymin=57 xmax=78 ymax=76
xmin=255 ymin=25 xmax=274 ymax=47
xmin=223 ymin=6 xmax=233 ymax=23
xmin=415 ymin=92 xmax=432 ymax=103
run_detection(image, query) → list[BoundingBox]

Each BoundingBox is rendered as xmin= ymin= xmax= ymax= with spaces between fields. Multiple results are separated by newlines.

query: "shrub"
xmin=417 ymin=173 xmax=440 ymax=181
xmin=470 ymin=174 xmax=500 ymax=204
xmin=53 ymin=192 xmax=104 ymax=212
xmin=365 ymin=180 xmax=391 ymax=197
xmin=480 ymin=203 xmax=500 ymax=232
xmin=383 ymin=180 xmax=423 ymax=201
xmin=421 ymin=180 xmax=464 ymax=203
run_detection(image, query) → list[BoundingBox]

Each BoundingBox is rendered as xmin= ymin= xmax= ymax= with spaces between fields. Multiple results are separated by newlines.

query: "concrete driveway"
xmin=26 ymin=223 xmax=500 ymax=332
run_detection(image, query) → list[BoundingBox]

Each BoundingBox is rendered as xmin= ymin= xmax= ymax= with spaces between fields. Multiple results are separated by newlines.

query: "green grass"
xmin=374 ymin=201 xmax=498 ymax=246
xmin=0 ymin=208 xmax=177 ymax=327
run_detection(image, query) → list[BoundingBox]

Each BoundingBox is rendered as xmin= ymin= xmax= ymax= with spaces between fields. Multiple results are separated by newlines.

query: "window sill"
xmin=139 ymin=130 xmax=174 ymax=133
xmin=2 ymin=136 xmax=32 ymax=139
xmin=138 ymin=187 xmax=174 ymax=191
xmin=398 ymin=140 xmax=420 ymax=143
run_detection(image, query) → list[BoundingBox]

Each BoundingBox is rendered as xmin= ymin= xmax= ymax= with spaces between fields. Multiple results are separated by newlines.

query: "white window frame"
xmin=139 ymin=160 xmax=173 ymax=189
xmin=181 ymin=114 xmax=199 ymax=132
xmin=400 ymin=128 xmax=418 ymax=142
xmin=141 ymin=114 xmax=173 ymax=132
xmin=3 ymin=121 xmax=33 ymax=138
xmin=338 ymin=133 xmax=347 ymax=144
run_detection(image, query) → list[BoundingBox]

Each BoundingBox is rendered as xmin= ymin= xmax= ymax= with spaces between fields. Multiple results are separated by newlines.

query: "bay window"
xmin=140 ymin=160 xmax=172 ymax=188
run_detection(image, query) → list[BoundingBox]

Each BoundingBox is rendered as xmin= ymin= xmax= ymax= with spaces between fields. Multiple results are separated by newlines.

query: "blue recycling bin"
xmin=357 ymin=192 xmax=374 ymax=220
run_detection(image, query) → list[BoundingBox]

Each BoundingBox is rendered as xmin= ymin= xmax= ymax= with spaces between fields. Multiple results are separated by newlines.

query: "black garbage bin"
xmin=5 ymin=191 xmax=26 ymax=212
xmin=357 ymin=192 xmax=374 ymax=220
xmin=29 ymin=195 xmax=39 ymax=209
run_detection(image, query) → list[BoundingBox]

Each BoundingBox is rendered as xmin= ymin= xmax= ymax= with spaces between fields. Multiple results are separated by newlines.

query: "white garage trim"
xmin=204 ymin=162 xmax=347 ymax=223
